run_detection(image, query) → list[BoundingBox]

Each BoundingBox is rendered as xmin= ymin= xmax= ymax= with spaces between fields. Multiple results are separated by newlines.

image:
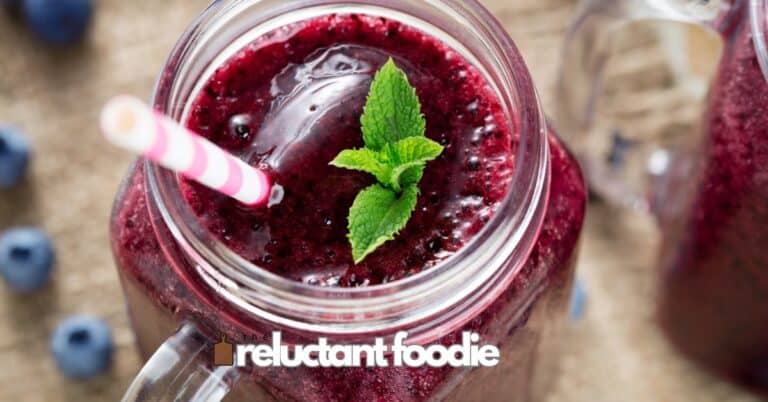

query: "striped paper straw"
xmin=100 ymin=95 xmax=271 ymax=206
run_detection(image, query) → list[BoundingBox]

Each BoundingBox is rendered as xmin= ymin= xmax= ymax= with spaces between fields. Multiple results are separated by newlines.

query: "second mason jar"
xmin=559 ymin=0 xmax=768 ymax=395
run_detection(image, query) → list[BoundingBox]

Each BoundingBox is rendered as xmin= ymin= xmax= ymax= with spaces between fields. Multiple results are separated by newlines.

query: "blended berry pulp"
xmin=111 ymin=13 xmax=587 ymax=402
xmin=657 ymin=7 xmax=768 ymax=393
xmin=181 ymin=15 xmax=516 ymax=286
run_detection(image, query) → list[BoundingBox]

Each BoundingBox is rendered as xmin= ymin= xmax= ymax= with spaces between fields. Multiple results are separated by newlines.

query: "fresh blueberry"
xmin=0 ymin=126 xmax=31 ymax=189
xmin=22 ymin=0 xmax=93 ymax=46
xmin=569 ymin=278 xmax=588 ymax=321
xmin=0 ymin=227 xmax=54 ymax=292
xmin=50 ymin=315 xmax=114 ymax=380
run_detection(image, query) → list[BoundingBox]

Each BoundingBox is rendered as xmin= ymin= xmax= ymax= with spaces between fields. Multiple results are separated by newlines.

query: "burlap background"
xmin=0 ymin=1 xmax=760 ymax=401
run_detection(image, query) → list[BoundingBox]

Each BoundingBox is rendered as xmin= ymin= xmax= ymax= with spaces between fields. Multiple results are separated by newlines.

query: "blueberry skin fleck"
xmin=22 ymin=0 xmax=93 ymax=45
xmin=0 ymin=126 xmax=31 ymax=189
xmin=50 ymin=315 xmax=114 ymax=380
xmin=0 ymin=227 xmax=54 ymax=293
xmin=569 ymin=278 xmax=588 ymax=321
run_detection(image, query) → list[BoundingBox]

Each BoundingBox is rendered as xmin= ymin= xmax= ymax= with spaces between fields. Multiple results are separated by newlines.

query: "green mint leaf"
xmin=329 ymin=59 xmax=444 ymax=264
xmin=360 ymin=58 xmax=426 ymax=150
xmin=332 ymin=138 xmax=443 ymax=192
xmin=330 ymin=148 xmax=392 ymax=185
xmin=391 ymin=137 xmax=444 ymax=162
xmin=386 ymin=137 xmax=443 ymax=190
xmin=397 ymin=166 xmax=425 ymax=188
xmin=348 ymin=184 xmax=419 ymax=264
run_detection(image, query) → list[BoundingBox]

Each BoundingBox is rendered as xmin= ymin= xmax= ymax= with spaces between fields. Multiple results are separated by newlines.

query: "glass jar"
xmin=113 ymin=0 xmax=587 ymax=401
xmin=558 ymin=0 xmax=768 ymax=394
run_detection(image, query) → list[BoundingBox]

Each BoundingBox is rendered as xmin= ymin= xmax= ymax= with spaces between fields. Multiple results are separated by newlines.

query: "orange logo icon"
xmin=213 ymin=336 xmax=235 ymax=366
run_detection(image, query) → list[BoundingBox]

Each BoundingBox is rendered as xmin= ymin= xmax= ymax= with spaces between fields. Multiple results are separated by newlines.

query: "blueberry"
xmin=0 ymin=126 xmax=31 ymax=189
xmin=569 ymin=278 xmax=588 ymax=321
xmin=50 ymin=315 xmax=114 ymax=380
xmin=22 ymin=0 xmax=93 ymax=46
xmin=0 ymin=227 xmax=54 ymax=292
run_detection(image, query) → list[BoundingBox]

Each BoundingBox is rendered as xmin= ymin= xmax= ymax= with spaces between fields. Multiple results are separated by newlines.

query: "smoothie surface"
xmin=110 ymin=10 xmax=587 ymax=402
xmin=183 ymin=14 xmax=516 ymax=287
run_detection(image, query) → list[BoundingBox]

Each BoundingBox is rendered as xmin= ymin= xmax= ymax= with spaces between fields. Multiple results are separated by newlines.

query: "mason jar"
xmin=112 ymin=1 xmax=588 ymax=400
xmin=558 ymin=0 xmax=768 ymax=394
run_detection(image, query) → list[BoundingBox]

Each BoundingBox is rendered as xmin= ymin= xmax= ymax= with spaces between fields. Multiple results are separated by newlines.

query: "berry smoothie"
xmin=111 ymin=13 xmax=586 ymax=402
xmin=657 ymin=7 xmax=768 ymax=393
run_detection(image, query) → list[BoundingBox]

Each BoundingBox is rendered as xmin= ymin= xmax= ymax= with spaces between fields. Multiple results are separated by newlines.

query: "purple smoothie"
xmin=658 ymin=6 xmax=768 ymax=393
xmin=111 ymin=13 xmax=586 ymax=401
xmin=181 ymin=14 xmax=514 ymax=286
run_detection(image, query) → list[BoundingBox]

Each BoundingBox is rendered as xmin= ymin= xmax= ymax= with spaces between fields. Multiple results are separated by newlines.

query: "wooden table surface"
xmin=0 ymin=1 xmax=761 ymax=401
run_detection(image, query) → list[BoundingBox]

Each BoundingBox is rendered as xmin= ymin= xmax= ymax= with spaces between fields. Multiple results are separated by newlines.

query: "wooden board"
xmin=0 ymin=1 xmax=759 ymax=401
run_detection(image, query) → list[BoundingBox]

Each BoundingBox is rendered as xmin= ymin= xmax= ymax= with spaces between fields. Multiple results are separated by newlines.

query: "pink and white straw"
xmin=100 ymin=95 xmax=271 ymax=206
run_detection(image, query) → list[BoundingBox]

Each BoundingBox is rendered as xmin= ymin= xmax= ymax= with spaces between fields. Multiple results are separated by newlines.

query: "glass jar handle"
xmin=556 ymin=0 xmax=729 ymax=212
xmin=121 ymin=323 xmax=241 ymax=402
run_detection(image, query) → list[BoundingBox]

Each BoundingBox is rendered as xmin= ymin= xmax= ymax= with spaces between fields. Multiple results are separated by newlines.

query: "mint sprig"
xmin=330 ymin=59 xmax=444 ymax=264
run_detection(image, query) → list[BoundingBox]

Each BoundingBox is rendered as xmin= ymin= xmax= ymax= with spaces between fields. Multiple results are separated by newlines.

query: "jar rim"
xmin=750 ymin=0 xmax=768 ymax=81
xmin=147 ymin=0 xmax=550 ymax=341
